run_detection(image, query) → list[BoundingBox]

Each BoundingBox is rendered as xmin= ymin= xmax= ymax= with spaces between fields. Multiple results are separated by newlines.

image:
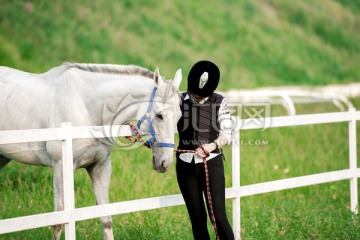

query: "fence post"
xmin=61 ymin=123 xmax=76 ymax=239
xmin=348 ymin=108 xmax=358 ymax=214
xmin=232 ymin=123 xmax=241 ymax=239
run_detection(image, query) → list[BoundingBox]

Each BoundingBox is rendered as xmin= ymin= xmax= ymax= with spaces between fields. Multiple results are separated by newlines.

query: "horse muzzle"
xmin=152 ymin=156 xmax=172 ymax=173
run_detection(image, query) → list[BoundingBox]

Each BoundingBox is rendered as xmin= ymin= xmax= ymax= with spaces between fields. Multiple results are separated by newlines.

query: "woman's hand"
xmin=194 ymin=143 xmax=216 ymax=158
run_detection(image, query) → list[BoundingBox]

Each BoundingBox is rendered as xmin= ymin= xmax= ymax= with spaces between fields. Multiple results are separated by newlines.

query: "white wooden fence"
xmin=0 ymin=110 xmax=359 ymax=239
xmin=221 ymin=83 xmax=360 ymax=115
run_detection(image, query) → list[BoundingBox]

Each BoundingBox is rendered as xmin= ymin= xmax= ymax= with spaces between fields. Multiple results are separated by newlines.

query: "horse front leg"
xmin=86 ymin=158 xmax=114 ymax=240
xmin=52 ymin=159 xmax=64 ymax=240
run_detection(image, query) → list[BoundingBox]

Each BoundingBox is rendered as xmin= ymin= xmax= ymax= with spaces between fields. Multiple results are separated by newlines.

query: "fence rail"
xmin=0 ymin=110 xmax=359 ymax=239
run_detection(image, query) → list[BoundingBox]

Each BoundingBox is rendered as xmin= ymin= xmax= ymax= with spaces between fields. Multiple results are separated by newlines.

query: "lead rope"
xmin=178 ymin=146 xmax=219 ymax=240
xmin=128 ymin=124 xmax=151 ymax=149
xmin=127 ymin=123 xmax=219 ymax=240
xmin=200 ymin=146 xmax=219 ymax=240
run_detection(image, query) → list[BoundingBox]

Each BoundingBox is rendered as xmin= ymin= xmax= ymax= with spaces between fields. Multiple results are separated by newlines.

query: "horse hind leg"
xmin=86 ymin=158 xmax=114 ymax=240
xmin=0 ymin=155 xmax=11 ymax=170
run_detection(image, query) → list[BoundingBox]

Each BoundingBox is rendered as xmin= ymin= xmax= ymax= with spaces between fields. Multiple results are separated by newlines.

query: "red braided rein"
xmin=127 ymin=124 xmax=219 ymax=240
xmin=198 ymin=145 xmax=219 ymax=240
xmin=128 ymin=124 xmax=151 ymax=148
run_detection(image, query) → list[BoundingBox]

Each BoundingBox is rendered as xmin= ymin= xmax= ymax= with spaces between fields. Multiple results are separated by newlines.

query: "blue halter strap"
xmin=136 ymin=87 xmax=175 ymax=148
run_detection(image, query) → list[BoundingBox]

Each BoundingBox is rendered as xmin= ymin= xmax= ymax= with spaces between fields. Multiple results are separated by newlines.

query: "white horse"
xmin=0 ymin=63 xmax=182 ymax=239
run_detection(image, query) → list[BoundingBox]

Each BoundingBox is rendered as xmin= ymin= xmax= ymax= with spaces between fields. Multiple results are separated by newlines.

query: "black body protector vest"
xmin=177 ymin=92 xmax=224 ymax=152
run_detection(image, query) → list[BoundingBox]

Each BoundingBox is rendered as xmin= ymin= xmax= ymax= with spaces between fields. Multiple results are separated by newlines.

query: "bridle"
xmin=132 ymin=86 xmax=175 ymax=149
xmin=127 ymin=86 xmax=219 ymax=240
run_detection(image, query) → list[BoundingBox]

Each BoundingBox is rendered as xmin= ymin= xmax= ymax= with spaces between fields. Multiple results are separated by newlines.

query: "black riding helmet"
xmin=187 ymin=60 xmax=220 ymax=97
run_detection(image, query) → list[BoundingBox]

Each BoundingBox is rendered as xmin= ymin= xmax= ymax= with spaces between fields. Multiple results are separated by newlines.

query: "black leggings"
xmin=176 ymin=154 xmax=235 ymax=240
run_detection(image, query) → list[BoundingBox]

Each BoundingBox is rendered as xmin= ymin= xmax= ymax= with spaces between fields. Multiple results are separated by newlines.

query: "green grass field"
xmin=1 ymin=0 xmax=360 ymax=239
xmin=1 ymin=0 xmax=360 ymax=90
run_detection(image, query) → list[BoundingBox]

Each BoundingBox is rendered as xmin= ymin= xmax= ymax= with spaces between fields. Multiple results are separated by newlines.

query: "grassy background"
xmin=1 ymin=0 xmax=360 ymax=239
xmin=1 ymin=0 xmax=360 ymax=89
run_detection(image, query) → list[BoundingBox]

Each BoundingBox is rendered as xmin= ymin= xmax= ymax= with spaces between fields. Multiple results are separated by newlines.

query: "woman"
xmin=176 ymin=60 xmax=234 ymax=240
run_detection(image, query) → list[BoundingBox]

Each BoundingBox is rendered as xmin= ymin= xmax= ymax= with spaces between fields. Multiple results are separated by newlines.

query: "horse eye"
xmin=156 ymin=113 xmax=163 ymax=120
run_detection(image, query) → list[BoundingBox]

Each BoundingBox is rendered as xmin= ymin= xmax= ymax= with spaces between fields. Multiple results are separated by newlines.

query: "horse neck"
xmin=84 ymin=74 xmax=155 ymax=125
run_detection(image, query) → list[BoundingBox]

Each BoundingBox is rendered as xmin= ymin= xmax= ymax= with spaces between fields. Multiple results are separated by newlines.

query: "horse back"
xmin=0 ymin=66 xmax=110 ymax=168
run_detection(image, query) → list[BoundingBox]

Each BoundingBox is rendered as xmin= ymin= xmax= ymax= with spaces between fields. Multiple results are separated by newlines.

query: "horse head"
xmin=136 ymin=68 xmax=182 ymax=172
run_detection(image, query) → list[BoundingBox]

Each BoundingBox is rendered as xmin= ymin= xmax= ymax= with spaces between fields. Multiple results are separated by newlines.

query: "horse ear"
xmin=173 ymin=69 xmax=182 ymax=89
xmin=154 ymin=67 xmax=163 ymax=87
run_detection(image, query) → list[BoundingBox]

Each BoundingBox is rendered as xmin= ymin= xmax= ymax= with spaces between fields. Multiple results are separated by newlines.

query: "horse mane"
xmin=60 ymin=62 xmax=179 ymax=100
xmin=62 ymin=62 xmax=154 ymax=79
